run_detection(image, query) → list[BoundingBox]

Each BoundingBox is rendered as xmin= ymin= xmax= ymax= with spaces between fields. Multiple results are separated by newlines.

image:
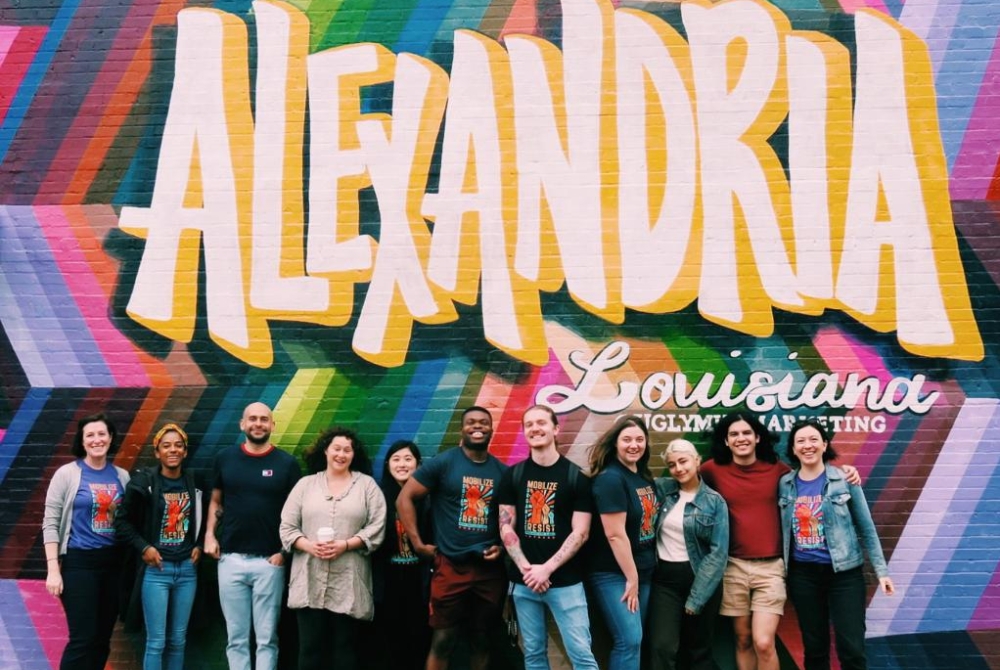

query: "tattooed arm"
xmin=523 ymin=510 xmax=590 ymax=592
xmin=500 ymin=504 xmax=530 ymax=572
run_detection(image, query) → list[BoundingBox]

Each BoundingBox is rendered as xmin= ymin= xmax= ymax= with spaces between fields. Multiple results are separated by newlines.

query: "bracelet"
xmin=46 ymin=558 xmax=58 ymax=563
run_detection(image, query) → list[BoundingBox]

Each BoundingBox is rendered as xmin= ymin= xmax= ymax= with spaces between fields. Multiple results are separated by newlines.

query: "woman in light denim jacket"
xmin=779 ymin=420 xmax=894 ymax=670
xmin=648 ymin=439 xmax=729 ymax=670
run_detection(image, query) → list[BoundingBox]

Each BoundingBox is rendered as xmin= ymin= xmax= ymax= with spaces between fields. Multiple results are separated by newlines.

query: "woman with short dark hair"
xmin=779 ymin=420 xmax=894 ymax=670
xmin=116 ymin=423 xmax=204 ymax=670
xmin=43 ymin=413 xmax=130 ymax=670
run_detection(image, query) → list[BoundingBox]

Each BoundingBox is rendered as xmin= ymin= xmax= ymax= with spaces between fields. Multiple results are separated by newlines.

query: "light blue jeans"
xmin=512 ymin=582 xmax=599 ymax=670
xmin=587 ymin=572 xmax=651 ymax=670
xmin=218 ymin=553 xmax=285 ymax=670
xmin=141 ymin=559 xmax=198 ymax=670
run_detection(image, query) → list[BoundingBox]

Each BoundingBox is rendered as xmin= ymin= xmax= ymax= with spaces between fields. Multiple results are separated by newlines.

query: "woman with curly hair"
xmin=586 ymin=416 xmax=660 ymax=670
xmin=279 ymin=428 xmax=387 ymax=670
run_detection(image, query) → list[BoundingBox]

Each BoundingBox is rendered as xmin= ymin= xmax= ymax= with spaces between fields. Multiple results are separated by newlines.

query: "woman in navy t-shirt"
xmin=587 ymin=416 xmax=660 ymax=670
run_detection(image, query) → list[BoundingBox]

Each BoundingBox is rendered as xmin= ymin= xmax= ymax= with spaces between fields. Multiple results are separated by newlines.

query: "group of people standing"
xmin=42 ymin=402 xmax=893 ymax=670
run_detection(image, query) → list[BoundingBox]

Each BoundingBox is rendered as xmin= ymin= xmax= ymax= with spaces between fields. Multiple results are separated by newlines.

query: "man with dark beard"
xmin=204 ymin=402 xmax=301 ymax=670
xmin=397 ymin=406 xmax=507 ymax=670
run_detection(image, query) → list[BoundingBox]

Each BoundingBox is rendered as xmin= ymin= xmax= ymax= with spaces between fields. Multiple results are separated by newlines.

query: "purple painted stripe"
xmin=0 ymin=206 xmax=113 ymax=386
xmin=949 ymin=33 xmax=1000 ymax=199
xmin=899 ymin=0 xmax=941 ymax=40
xmin=919 ymin=408 xmax=1000 ymax=633
xmin=970 ymin=560 xmax=1000 ymax=630
xmin=0 ymin=580 xmax=51 ymax=670
xmin=866 ymin=398 xmax=998 ymax=636
xmin=932 ymin=0 xmax=1000 ymax=168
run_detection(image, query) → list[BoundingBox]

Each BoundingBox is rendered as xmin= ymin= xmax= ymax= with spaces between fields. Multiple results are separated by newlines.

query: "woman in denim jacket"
xmin=648 ymin=439 xmax=729 ymax=670
xmin=779 ymin=420 xmax=894 ymax=670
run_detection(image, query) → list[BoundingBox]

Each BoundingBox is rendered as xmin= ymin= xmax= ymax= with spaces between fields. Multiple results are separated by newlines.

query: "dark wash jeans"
xmin=60 ymin=546 xmax=123 ymax=670
xmin=787 ymin=561 xmax=868 ymax=670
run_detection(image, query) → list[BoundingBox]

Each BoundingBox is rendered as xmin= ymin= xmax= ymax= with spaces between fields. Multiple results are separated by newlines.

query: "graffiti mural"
xmin=1 ymin=0 xmax=998 ymax=666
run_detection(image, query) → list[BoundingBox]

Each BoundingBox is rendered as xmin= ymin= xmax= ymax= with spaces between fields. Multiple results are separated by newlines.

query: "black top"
xmin=212 ymin=444 xmax=301 ymax=557
xmin=496 ymin=456 xmax=591 ymax=587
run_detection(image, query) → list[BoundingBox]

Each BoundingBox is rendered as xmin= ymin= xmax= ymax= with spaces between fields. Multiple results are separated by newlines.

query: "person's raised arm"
xmin=203 ymin=488 xmax=223 ymax=559
xmin=397 ymin=477 xmax=434 ymax=559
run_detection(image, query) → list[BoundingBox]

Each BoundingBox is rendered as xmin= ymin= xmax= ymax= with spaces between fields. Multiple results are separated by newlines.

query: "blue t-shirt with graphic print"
xmin=68 ymin=461 xmax=123 ymax=550
xmin=413 ymin=447 xmax=506 ymax=561
xmin=792 ymin=472 xmax=832 ymax=564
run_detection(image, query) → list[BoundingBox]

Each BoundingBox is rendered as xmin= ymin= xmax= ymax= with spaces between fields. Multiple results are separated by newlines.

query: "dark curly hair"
xmin=588 ymin=416 xmax=654 ymax=483
xmin=71 ymin=413 xmax=118 ymax=459
xmin=709 ymin=412 xmax=777 ymax=465
xmin=303 ymin=427 xmax=373 ymax=475
xmin=786 ymin=419 xmax=839 ymax=468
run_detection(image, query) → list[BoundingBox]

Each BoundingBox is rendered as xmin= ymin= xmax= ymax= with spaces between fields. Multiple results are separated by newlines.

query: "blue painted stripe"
xmin=0 ymin=207 xmax=90 ymax=387
xmin=0 ymin=0 xmax=85 ymax=164
xmin=0 ymin=389 xmax=53 ymax=487
xmin=917 ymin=406 xmax=1000 ymax=632
xmin=374 ymin=356 xmax=450 ymax=475
xmin=414 ymin=355 xmax=474 ymax=453
xmin=934 ymin=0 xmax=1000 ymax=168
xmin=394 ymin=0 xmax=456 ymax=56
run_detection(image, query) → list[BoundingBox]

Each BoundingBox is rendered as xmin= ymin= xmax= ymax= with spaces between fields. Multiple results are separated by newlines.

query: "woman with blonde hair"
xmin=648 ymin=439 xmax=728 ymax=670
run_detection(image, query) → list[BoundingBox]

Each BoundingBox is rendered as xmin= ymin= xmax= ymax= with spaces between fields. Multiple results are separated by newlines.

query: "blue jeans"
xmin=142 ymin=559 xmax=198 ymax=670
xmin=512 ymin=582 xmax=598 ymax=670
xmin=588 ymin=572 xmax=651 ymax=670
xmin=218 ymin=553 xmax=286 ymax=670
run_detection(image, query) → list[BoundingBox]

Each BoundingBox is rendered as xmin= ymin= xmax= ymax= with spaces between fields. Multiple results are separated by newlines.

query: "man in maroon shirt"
xmin=700 ymin=413 xmax=858 ymax=670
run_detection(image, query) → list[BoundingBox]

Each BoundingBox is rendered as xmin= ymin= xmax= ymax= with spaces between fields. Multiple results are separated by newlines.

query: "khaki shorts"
xmin=720 ymin=557 xmax=786 ymax=616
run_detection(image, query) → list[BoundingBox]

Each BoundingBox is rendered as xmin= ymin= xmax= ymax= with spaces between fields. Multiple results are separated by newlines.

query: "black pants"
xmin=297 ymin=607 xmax=358 ymax=670
xmin=647 ymin=560 xmax=721 ymax=670
xmin=376 ymin=564 xmax=430 ymax=670
xmin=787 ymin=561 xmax=868 ymax=670
xmin=59 ymin=546 xmax=123 ymax=670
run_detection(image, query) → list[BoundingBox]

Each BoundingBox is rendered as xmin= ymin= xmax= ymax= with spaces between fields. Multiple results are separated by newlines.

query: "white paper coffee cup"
xmin=317 ymin=527 xmax=335 ymax=543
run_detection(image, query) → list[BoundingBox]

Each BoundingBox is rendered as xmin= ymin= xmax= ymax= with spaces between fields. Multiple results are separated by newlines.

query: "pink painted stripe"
xmin=838 ymin=0 xmax=891 ymax=14
xmin=33 ymin=206 xmax=150 ymax=387
xmin=969 ymin=550 xmax=1000 ymax=629
xmin=498 ymin=0 xmax=537 ymax=40
xmin=18 ymin=580 xmax=67 ymax=669
xmin=0 ymin=26 xmax=18 ymax=65
xmin=812 ymin=328 xmax=900 ymax=476
xmin=950 ymin=32 xmax=1000 ymax=199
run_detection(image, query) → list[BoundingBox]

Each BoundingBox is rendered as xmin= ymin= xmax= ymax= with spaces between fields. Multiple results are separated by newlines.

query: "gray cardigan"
xmin=43 ymin=460 xmax=131 ymax=555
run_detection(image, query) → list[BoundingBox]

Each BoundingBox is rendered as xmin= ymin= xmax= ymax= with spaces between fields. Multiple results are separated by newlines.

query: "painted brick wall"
xmin=1 ymin=0 xmax=998 ymax=668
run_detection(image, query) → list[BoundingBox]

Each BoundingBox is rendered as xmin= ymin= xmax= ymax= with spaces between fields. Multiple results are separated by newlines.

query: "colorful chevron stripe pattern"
xmin=2 ymin=0 xmax=1000 ymax=667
